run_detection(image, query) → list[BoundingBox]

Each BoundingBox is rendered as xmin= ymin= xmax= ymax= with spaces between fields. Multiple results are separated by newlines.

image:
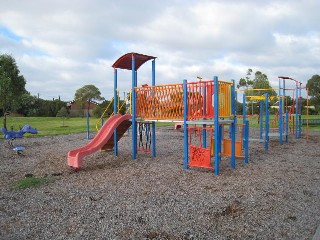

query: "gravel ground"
xmin=0 ymin=127 xmax=319 ymax=240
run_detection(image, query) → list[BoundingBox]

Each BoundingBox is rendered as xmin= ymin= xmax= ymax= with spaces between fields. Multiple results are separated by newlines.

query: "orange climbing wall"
xmin=135 ymin=84 xmax=184 ymax=120
xmin=135 ymin=80 xmax=233 ymax=120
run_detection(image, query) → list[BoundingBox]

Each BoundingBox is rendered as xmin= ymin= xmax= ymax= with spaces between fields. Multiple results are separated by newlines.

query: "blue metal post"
xmin=242 ymin=93 xmax=246 ymax=125
xmin=202 ymin=126 xmax=207 ymax=147
xmin=135 ymin=71 xmax=138 ymax=89
xmin=132 ymin=54 xmax=137 ymax=160
xmin=283 ymin=78 xmax=286 ymax=143
xmin=295 ymin=82 xmax=299 ymax=139
xmin=151 ymin=59 xmax=156 ymax=157
xmin=218 ymin=124 xmax=223 ymax=163
xmin=214 ymin=76 xmax=219 ymax=175
xmin=113 ymin=68 xmax=118 ymax=156
xmin=299 ymin=83 xmax=302 ymax=138
xmin=114 ymin=68 xmax=118 ymax=114
xmin=259 ymin=100 xmax=263 ymax=142
xmin=235 ymin=83 xmax=238 ymax=116
xmin=279 ymin=78 xmax=283 ymax=145
xmin=231 ymin=80 xmax=236 ymax=169
xmin=265 ymin=93 xmax=269 ymax=151
xmin=283 ymin=78 xmax=286 ymax=99
xmin=244 ymin=120 xmax=249 ymax=164
xmin=152 ymin=59 xmax=155 ymax=86
xmin=242 ymin=93 xmax=247 ymax=149
xmin=183 ymin=80 xmax=189 ymax=169
xmin=86 ymin=111 xmax=90 ymax=140
xmin=285 ymin=110 xmax=289 ymax=142
xmin=231 ymin=80 xmax=236 ymax=116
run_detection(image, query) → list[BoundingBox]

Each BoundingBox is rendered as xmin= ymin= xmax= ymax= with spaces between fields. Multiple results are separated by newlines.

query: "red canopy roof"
xmin=112 ymin=52 xmax=156 ymax=70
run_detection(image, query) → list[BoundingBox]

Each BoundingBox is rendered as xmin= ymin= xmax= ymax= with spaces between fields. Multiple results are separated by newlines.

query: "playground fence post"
xmin=183 ymin=79 xmax=189 ymax=170
xmin=286 ymin=110 xmax=289 ymax=142
xmin=295 ymin=82 xmax=299 ymax=139
xmin=214 ymin=76 xmax=220 ymax=175
xmin=86 ymin=111 xmax=90 ymax=140
xmin=242 ymin=93 xmax=246 ymax=124
xmin=244 ymin=120 xmax=249 ymax=164
xmin=114 ymin=68 xmax=118 ymax=156
xmin=259 ymin=100 xmax=263 ymax=142
xmin=278 ymin=78 xmax=283 ymax=145
xmin=299 ymin=82 xmax=302 ymax=138
xmin=265 ymin=93 xmax=269 ymax=151
xmin=132 ymin=54 xmax=137 ymax=160
xmin=152 ymin=59 xmax=156 ymax=157
xmin=231 ymin=80 xmax=236 ymax=169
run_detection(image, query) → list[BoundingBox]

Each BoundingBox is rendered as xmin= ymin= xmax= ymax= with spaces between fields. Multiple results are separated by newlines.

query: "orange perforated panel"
xmin=188 ymin=145 xmax=213 ymax=169
xmin=136 ymin=84 xmax=184 ymax=120
xmin=135 ymin=80 xmax=233 ymax=121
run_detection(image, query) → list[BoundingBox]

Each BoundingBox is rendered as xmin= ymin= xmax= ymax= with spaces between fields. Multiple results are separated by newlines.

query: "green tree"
xmin=13 ymin=93 xmax=38 ymax=116
xmin=236 ymin=100 xmax=243 ymax=115
xmin=0 ymin=54 xmax=27 ymax=129
xmin=238 ymin=69 xmax=276 ymax=96
xmin=307 ymin=74 xmax=320 ymax=97
xmin=237 ymin=68 xmax=254 ymax=89
xmin=249 ymin=71 xmax=277 ymax=97
xmin=35 ymin=99 xmax=66 ymax=117
xmin=56 ymin=107 xmax=69 ymax=126
xmin=74 ymin=85 xmax=104 ymax=115
xmin=93 ymin=99 xmax=127 ymax=118
xmin=306 ymin=75 xmax=320 ymax=113
xmin=238 ymin=69 xmax=277 ymax=114
xmin=92 ymin=99 xmax=113 ymax=118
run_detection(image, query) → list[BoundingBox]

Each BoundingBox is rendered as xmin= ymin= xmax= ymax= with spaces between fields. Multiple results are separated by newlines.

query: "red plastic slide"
xmin=67 ymin=114 xmax=132 ymax=169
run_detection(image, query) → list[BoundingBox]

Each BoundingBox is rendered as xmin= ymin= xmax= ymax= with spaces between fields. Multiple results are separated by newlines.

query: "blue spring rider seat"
xmin=0 ymin=124 xmax=37 ymax=139
xmin=1 ymin=124 xmax=37 ymax=154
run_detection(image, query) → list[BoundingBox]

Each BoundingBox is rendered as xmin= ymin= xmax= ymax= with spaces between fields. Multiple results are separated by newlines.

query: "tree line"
xmin=1 ymin=54 xmax=319 ymax=129
xmin=0 ymin=54 xmax=126 ymax=129
xmin=237 ymin=68 xmax=320 ymax=115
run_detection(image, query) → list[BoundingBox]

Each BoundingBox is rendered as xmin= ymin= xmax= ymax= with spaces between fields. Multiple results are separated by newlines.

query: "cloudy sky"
xmin=1 ymin=0 xmax=319 ymax=101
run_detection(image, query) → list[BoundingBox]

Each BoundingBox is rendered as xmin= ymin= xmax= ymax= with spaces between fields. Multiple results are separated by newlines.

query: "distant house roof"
xmin=112 ymin=52 xmax=156 ymax=70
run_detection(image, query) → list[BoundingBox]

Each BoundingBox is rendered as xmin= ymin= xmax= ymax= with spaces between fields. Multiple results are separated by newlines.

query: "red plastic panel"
xmin=188 ymin=145 xmax=213 ymax=170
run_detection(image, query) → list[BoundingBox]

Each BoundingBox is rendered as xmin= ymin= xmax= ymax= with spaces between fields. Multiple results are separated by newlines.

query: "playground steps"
xmin=100 ymin=119 xmax=131 ymax=151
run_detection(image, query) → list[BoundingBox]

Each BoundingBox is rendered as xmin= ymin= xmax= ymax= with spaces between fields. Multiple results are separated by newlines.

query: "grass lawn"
xmin=0 ymin=115 xmax=318 ymax=138
xmin=0 ymin=116 xmax=175 ymax=137
xmin=1 ymin=116 xmax=101 ymax=137
xmin=243 ymin=114 xmax=320 ymax=130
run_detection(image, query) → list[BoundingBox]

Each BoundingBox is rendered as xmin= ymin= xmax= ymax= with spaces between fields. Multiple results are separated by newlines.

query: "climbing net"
xmin=138 ymin=122 xmax=152 ymax=152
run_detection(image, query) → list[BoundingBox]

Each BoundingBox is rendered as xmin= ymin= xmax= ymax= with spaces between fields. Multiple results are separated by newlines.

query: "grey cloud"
xmin=0 ymin=0 xmax=319 ymax=100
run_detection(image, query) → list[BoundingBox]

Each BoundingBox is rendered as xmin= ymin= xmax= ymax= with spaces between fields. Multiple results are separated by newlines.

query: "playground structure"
xmin=135 ymin=78 xmax=249 ymax=175
xmin=67 ymin=52 xmax=249 ymax=174
xmin=277 ymin=76 xmax=304 ymax=139
xmin=238 ymin=75 xmax=308 ymax=150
